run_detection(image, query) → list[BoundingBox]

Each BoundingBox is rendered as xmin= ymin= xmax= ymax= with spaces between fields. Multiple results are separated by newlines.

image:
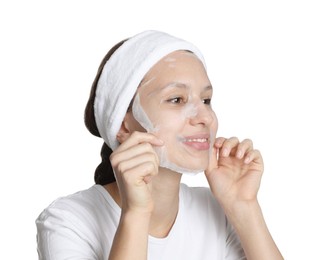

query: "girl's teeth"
xmin=187 ymin=138 xmax=208 ymax=143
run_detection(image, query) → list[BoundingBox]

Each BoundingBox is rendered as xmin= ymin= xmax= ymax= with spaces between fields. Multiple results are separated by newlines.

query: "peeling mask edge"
xmin=132 ymin=93 xmax=209 ymax=176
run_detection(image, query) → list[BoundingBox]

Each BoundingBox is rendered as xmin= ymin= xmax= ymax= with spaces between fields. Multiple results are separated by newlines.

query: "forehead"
xmin=162 ymin=50 xmax=199 ymax=63
xmin=139 ymin=50 xmax=209 ymax=91
xmin=144 ymin=50 xmax=202 ymax=76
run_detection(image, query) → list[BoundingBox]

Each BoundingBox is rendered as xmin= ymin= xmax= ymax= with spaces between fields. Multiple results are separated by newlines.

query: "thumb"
xmin=205 ymin=144 xmax=218 ymax=176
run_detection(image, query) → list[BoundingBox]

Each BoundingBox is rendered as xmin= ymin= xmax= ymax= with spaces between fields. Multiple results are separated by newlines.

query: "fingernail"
xmin=215 ymin=140 xmax=222 ymax=146
xmin=236 ymin=150 xmax=243 ymax=159
xmin=222 ymin=148 xmax=229 ymax=157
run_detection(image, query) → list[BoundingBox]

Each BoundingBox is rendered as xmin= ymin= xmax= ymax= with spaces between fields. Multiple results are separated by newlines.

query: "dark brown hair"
xmin=84 ymin=39 xmax=127 ymax=185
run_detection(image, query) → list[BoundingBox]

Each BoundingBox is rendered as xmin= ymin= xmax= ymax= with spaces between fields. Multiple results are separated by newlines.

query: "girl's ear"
xmin=116 ymin=114 xmax=132 ymax=144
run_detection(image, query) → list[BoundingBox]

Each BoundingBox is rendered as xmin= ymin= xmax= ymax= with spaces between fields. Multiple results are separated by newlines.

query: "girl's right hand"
xmin=110 ymin=131 xmax=164 ymax=214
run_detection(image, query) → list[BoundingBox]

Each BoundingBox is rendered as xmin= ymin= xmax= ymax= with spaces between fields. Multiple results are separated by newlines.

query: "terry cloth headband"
xmin=94 ymin=30 xmax=206 ymax=150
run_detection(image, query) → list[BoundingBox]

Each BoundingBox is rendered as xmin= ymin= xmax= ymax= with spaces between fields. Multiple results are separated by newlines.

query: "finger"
xmin=214 ymin=137 xmax=226 ymax=148
xmin=219 ymin=137 xmax=240 ymax=157
xmin=116 ymin=151 xmax=159 ymax=176
xmin=111 ymin=142 xmax=159 ymax=168
xmin=207 ymin=144 xmax=218 ymax=174
xmin=244 ymin=149 xmax=263 ymax=165
xmin=122 ymin=161 xmax=159 ymax=186
xmin=117 ymin=131 xmax=163 ymax=152
xmin=235 ymin=139 xmax=253 ymax=159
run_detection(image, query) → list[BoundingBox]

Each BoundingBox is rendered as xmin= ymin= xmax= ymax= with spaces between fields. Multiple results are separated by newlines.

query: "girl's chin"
xmin=169 ymin=159 xmax=209 ymax=172
xmin=160 ymin=145 xmax=210 ymax=171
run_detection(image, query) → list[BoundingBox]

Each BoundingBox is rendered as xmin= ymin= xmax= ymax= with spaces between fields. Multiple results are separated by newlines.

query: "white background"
xmin=1 ymin=0 xmax=311 ymax=259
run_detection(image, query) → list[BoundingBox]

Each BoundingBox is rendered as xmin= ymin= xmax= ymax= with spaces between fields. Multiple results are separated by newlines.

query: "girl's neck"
xmin=149 ymin=168 xmax=181 ymax=237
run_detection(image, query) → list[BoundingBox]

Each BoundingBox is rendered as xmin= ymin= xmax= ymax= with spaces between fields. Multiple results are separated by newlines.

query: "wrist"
xmin=216 ymin=193 xmax=259 ymax=216
xmin=121 ymin=209 xmax=152 ymax=226
xmin=222 ymin=199 xmax=263 ymax=230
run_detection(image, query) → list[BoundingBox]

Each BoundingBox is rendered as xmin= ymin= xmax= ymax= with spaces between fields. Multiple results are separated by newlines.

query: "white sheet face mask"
xmin=131 ymin=51 xmax=217 ymax=175
xmin=132 ymin=92 xmax=216 ymax=175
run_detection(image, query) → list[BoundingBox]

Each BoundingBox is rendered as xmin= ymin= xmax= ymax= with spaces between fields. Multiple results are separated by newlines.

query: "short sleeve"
xmin=36 ymin=201 xmax=105 ymax=260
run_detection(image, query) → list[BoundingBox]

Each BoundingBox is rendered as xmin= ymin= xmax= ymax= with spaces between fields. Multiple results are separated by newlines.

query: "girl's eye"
xmin=203 ymin=98 xmax=211 ymax=105
xmin=168 ymin=97 xmax=184 ymax=104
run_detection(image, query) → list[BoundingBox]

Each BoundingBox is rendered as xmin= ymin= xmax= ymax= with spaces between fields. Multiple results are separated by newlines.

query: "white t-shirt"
xmin=36 ymin=184 xmax=246 ymax=260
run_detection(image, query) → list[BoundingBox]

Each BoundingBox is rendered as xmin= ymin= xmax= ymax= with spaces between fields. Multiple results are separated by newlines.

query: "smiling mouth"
xmin=184 ymin=138 xmax=208 ymax=143
xmin=180 ymin=136 xmax=210 ymax=151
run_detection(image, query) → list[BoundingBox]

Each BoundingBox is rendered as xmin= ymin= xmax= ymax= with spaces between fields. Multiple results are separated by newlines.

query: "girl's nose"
xmin=188 ymin=102 xmax=215 ymax=127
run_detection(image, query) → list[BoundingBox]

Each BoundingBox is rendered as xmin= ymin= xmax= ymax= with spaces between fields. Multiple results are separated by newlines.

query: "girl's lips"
xmin=181 ymin=134 xmax=210 ymax=151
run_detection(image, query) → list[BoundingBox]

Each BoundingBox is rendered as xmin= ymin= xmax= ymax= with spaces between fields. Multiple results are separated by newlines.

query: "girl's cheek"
xmin=134 ymin=94 xmax=219 ymax=137
xmin=153 ymin=109 xmax=185 ymax=128
xmin=139 ymin=101 xmax=183 ymax=132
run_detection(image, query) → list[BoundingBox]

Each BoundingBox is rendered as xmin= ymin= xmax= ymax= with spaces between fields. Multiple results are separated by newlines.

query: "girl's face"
xmin=130 ymin=51 xmax=218 ymax=172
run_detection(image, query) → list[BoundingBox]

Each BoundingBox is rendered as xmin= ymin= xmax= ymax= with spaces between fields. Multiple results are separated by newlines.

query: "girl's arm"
xmin=224 ymin=199 xmax=282 ymax=260
xmin=206 ymin=137 xmax=283 ymax=259
xmin=109 ymin=210 xmax=151 ymax=260
xmin=108 ymin=132 xmax=163 ymax=260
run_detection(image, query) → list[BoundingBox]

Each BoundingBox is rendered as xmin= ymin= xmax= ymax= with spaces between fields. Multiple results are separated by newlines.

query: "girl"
xmin=36 ymin=30 xmax=283 ymax=259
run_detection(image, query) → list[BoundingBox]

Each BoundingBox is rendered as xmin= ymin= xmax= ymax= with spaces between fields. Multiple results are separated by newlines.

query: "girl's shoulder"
xmin=37 ymin=184 xmax=120 ymax=224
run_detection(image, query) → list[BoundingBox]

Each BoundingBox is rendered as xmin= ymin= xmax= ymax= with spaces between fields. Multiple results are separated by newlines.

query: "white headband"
xmin=94 ymin=30 xmax=206 ymax=150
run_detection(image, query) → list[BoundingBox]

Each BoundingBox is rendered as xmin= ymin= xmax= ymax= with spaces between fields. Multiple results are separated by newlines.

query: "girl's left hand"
xmin=205 ymin=137 xmax=264 ymax=207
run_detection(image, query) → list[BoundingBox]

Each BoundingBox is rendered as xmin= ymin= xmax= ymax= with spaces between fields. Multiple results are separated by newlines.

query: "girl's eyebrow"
xmin=147 ymin=82 xmax=189 ymax=97
xmin=202 ymin=85 xmax=213 ymax=95
xmin=147 ymin=82 xmax=212 ymax=97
